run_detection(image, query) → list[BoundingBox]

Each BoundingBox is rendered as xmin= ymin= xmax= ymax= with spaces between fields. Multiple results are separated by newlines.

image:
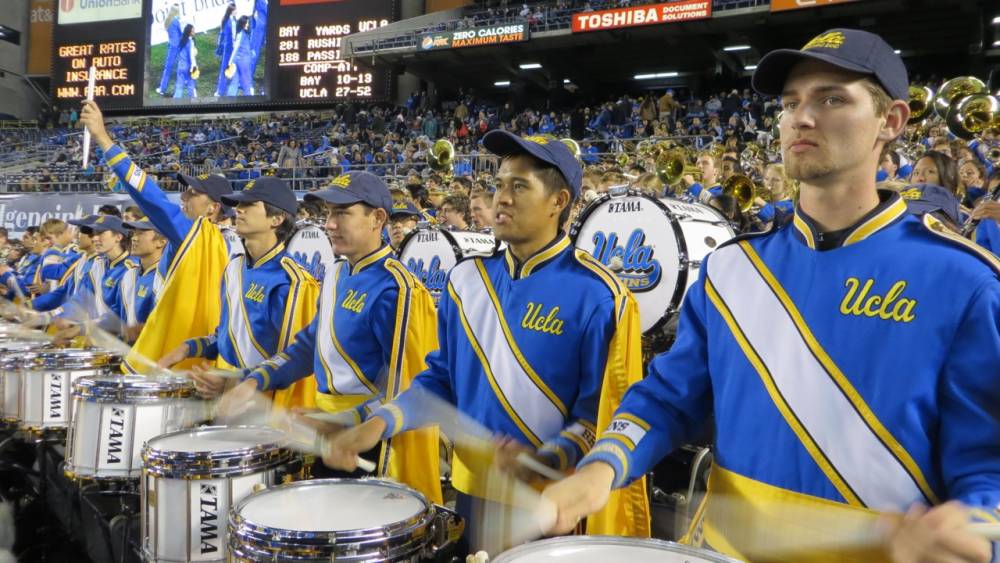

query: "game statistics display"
xmin=52 ymin=0 xmax=396 ymax=111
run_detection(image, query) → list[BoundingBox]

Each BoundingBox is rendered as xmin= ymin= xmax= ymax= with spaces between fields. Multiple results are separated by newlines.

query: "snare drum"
xmin=492 ymin=536 xmax=741 ymax=562
xmin=571 ymin=191 xmax=735 ymax=334
xmin=399 ymin=228 xmax=499 ymax=302
xmin=17 ymin=348 xmax=120 ymax=435
xmin=229 ymin=479 xmax=448 ymax=562
xmin=141 ymin=426 xmax=294 ymax=562
xmin=65 ymin=374 xmax=197 ymax=481
xmin=0 ymin=340 xmax=50 ymax=425
xmin=287 ymin=222 xmax=337 ymax=281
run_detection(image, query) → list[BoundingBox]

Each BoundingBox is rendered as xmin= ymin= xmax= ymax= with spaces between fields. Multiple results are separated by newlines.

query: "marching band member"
xmin=118 ymin=218 xmax=168 ymax=343
xmin=80 ymin=100 xmax=240 ymax=378
xmin=388 ymin=201 xmax=421 ymax=252
xmin=684 ymin=153 xmax=723 ymax=203
xmin=26 ymin=216 xmax=101 ymax=315
xmin=438 ymin=194 xmax=472 ymax=231
xmin=155 ymin=178 xmax=320 ymax=412
xmin=54 ymin=216 xmax=135 ymax=340
xmin=543 ymin=29 xmax=1000 ymax=563
xmin=754 ymin=162 xmax=797 ymax=226
xmin=37 ymin=219 xmax=80 ymax=292
xmin=470 ymin=189 xmax=496 ymax=230
xmin=319 ymin=133 xmax=649 ymax=542
xmin=209 ymin=172 xmax=441 ymax=502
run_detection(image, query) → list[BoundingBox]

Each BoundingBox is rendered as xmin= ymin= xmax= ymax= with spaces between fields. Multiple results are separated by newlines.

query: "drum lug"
xmin=431 ymin=504 xmax=464 ymax=555
xmin=608 ymin=185 xmax=630 ymax=198
xmin=688 ymin=259 xmax=703 ymax=270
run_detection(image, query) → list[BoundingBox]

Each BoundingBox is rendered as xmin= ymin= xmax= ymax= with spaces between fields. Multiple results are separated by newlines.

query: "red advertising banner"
xmin=571 ymin=0 xmax=711 ymax=33
xmin=770 ymin=0 xmax=859 ymax=12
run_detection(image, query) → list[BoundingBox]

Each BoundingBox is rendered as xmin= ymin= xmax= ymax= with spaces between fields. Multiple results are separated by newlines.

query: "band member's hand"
xmin=28 ymin=282 xmax=48 ymax=295
xmin=50 ymin=316 xmax=73 ymax=331
xmin=188 ymin=363 xmax=228 ymax=400
xmin=493 ymin=436 xmax=536 ymax=481
xmin=122 ymin=322 xmax=144 ymax=343
xmin=158 ymin=342 xmax=190 ymax=369
xmin=53 ymin=324 xmax=83 ymax=346
xmin=320 ymin=416 xmax=385 ymax=471
xmin=881 ymin=501 xmax=991 ymax=563
xmin=79 ymin=100 xmax=112 ymax=149
xmin=541 ymin=462 xmax=615 ymax=535
xmin=682 ymin=174 xmax=696 ymax=187
xmin=213 ymin=376 xmax=257 ymax=418
xmin=224 ymin=64 xmax=236 ymax=79
xmin=0 ymin=264 xmax=11 ymax=277
xmin=970 ymin=201 xmax=1000 ymax=222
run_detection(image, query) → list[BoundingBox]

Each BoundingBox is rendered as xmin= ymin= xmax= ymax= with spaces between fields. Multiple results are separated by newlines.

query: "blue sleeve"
xmin=975 ymin=221 xmax=1000 ymax=258
xmin=372 ymin=279 xmax=457 ymax=438
xmin=185 ymin=336 xmax=219 ymax=360
xmin=939 ymin=277 xmax=1000 ymax=522
xmin=103 ymin=144 xmax=193 ymax=246
xmin=686 ymin=183 xmax=704 ymax=198
xmin=30 ymin=282 xmax=69 ymax=311
xmin=244 ymin=311 xmax=317 ymax=391
xmin=579 ymin=266 xmax=713 ymax=488
xmin=536 ymin=296 xmax=612 ymax=471
xmin=756 ymin=203 xmax=776 ymax=223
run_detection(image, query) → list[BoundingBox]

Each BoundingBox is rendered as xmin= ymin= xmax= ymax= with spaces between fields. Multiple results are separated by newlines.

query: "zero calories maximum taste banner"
xmin=571 ymin=0 xmax=711 ymax=33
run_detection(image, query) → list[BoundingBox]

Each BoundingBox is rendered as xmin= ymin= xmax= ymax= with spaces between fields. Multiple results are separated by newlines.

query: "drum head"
xmin=238 ymin=479 xmax=427 ymax=532
xmin=146 ymin=425 xmax=284 ymax=454
xmin=493 ymin=536 xmax=740 ymax=563
xmin=399 ymin=228 xmax=462 ymax=296
xmin=572 ymin=193 xmax=681 ymax=333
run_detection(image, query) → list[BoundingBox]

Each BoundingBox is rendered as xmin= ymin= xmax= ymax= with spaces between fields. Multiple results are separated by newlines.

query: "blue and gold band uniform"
xmin=371 ymin=235 xmax=643 ymax=519
xmin=58 ymin=250 xmax=133 ymax=327
xmin=28 ymin=250 xmax=94 ymax=312
xmin=181 ymin=241 xmax=314 ymax=372
xmin=581 ymin=191 xmax=1000 ymax=561
xmin=240 ymin=244 xmax=444 ymax=504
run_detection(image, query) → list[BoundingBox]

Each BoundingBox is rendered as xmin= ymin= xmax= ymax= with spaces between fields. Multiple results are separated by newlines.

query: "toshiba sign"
xmin=571 ymin=0 xmax=711 ymax=33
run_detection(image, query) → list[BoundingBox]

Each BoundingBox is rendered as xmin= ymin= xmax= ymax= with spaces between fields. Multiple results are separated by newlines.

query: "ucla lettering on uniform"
xmin=839 ymin=277 xmax=917 ymax=323
xmin=341 ymin=289 xmax=367 ymax=313
xmin=590 ymin=228 xmax=662 ymax=292
xmin=245 ymin=282 xmax=266 ymax=303
xmin=137 ymin=284 xmax=149 ymax=298
xmin=521 ymin=302 xmax=565 ymax=335
xmin=406 ymin=256 xmax=447 ymax=292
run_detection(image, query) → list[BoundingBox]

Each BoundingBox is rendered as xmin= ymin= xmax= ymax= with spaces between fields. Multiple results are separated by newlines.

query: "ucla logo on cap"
xmin=197 ymin=173 xmax=210 ymax=180
xmin=899 ymin=187 xmax=922 ymax=200
xmin=393 ymin=202 xmax=407 ymax=210
xmin=802 ymin=31 xmax=845 ymax=51
xmin=244 ymin=180 xmax=256 ymax=190
xmin=330 ymin=174 xmax=352 ymax=189
xmin=523 ymin=135 xmax=550 ymax=145
xmin=96 ymin=216 xmax=106 ymax=224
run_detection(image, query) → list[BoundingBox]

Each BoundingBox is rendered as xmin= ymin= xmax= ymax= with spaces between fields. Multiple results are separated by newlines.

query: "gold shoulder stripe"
xmin=280 ymin=256 xmax=318 ymax=283
xmin=574 ymin=249 xmax=626 ymax=299
xmin=922 ymin=215 xmax=1000 ymax=276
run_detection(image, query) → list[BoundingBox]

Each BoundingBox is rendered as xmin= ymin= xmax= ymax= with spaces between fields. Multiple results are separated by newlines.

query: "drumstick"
xmin=969 ymin=522 xmax=1000 ymax=541
xmin=82 ymin=66 xmax=95 ymax=170
xmin=515 ymin=453 xmax=566 ymax=482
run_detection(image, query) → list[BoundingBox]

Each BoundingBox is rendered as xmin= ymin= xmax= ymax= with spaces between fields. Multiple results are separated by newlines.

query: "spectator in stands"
xmin=910 ymin=151 xmax=959 ymax=197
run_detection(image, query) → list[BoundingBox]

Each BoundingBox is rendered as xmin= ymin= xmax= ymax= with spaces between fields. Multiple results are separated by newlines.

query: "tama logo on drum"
xmin=198 ymin=484 xmax=220 ymax=554
xmin=48 ymin=374 xmax=63 ymax=419
xmin=106 ymin=407 xmax=125 ymax=464
xmin=406 ymin=257 xmax=446 ymax=293
xmin=607 ymin=200 xmax=643 ymax=213
xmin=590 ymin=229 xmax=662 ymax=292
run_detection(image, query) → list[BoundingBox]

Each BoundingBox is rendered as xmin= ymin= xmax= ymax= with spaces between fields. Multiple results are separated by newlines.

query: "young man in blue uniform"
xmin=118 ymin=218 xmax=167 ymax=343
xmin=544 ymin=29 xmax=1000 ymax=563
xmin=26 ymin=215 xmax=101 ymax=318
xmin=320 ymin=133 xmax=648 ymax=540
xmin=155 ymin=178 xmax=320 ymax=412
xmin=210 ymin=172 xmax=442 ymax=503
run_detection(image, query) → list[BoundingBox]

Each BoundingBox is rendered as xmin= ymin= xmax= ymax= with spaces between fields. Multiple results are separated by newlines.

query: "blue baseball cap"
xmin=123 ymin=217 xmax=162 ymax=234
xmin=305 ymin=171 xmax=393 ymax=214
xmin=900 ymin=183 xmax=961 ymax=226
xmin=90 ymin=215 xmax=130 ymax=236
xmin=482 ymin=131 xmax=583 ymax=197
xmin=221 ymin=177 xmax=299 ymax=215
xmin=177 ymin=172 xmax=233 ymax=202
xmin=752 ymin=29 xmax=908 ymax=101
xmin=389 ymin=201 xmax=421 ymax=219
xmin=68 ymin=214 xmax=99 ymax=228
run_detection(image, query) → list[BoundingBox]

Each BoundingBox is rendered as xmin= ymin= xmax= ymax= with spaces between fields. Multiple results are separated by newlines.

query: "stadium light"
xmin=744 ymin=65 xmax=758 ymax=71
xmin=992 ymin=15 xmax=1000 ymax=25
xmin=893 ymin=49 xmax=901 ymax=55
xmin=563 ymin=79 xmax=571 ymax=84
xmin=494 ymin=81 xmax=511 ymax=87
xmin=723 ymin=45 xmax=751 ymax=52
xmin=634 ymin=72 xmax=678 ymax=80
xmin=519 ymin=63 xmax=542 ymax=70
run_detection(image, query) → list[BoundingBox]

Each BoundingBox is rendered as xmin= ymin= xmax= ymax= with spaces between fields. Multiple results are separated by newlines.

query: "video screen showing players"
xmin=145 ymin=0 xmax=269 ymax=104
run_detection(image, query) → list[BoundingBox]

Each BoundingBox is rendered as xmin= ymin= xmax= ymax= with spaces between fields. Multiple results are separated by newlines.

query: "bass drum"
xmin=570 ymin=191 xmax=735 ymax=335
xmin=287 ymin=222 xmax=338 ymax=281
xmin=398 ymin=228 xmax=499 ymax=303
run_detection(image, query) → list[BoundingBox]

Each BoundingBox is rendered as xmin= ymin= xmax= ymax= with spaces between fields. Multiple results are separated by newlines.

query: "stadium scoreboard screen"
xmin=52 ymin=0 xmax=397 ymax=111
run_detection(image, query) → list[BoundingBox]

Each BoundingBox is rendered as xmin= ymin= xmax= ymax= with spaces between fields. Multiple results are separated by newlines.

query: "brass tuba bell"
xmin=428 ymin=139 xmax=455 ymax=172
xmin=907 ymin=85 xmax=935 ymax=124
xmin=722 ymin=174 xmax=767 ymax=213
xmin=656 ymin=149 xmax=700 ymax=187
xmin=946 ymin=94 xmax=1000 ymax=140
xmin=934 ymin=77 xmax=988 ymax=120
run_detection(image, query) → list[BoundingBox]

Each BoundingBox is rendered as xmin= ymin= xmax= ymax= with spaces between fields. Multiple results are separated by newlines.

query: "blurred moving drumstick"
xmin=82 ymin=66 xmax=95 ymax=169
